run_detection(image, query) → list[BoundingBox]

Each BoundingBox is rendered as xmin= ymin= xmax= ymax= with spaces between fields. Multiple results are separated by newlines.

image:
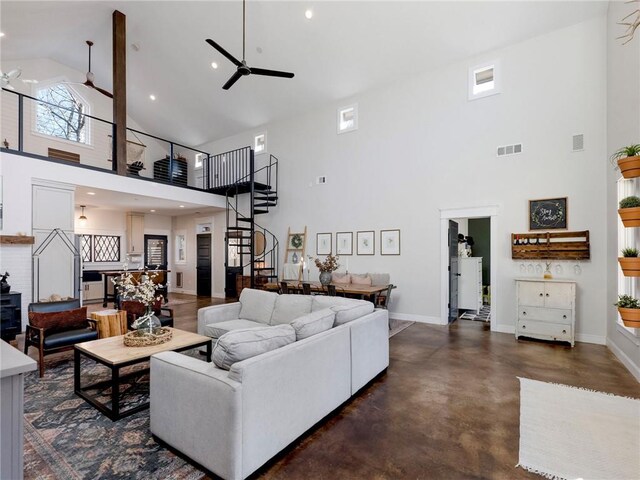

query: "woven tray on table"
xmin=123 ymin=327 xmax=173 ymax=347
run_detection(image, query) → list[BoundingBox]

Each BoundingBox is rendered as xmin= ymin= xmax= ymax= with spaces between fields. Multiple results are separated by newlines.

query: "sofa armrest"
xmin=197 ymin=302 xmax=242 ymax=335
xmin=150 ymin=351 xmax=243 ymax=480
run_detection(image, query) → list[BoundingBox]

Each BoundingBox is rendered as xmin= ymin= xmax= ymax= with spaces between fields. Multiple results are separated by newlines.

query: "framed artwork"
xmin=336 ymin=232 xmax=353 ymax=256
xmin=380 ymin=229 xmax=401 ymax=255
xmin=529 ymin=197 xmax=567 ymax=230
xmin=357 ymin=230 xmax=375 ymax=255
xmin=316 ymin=233 xmax=332 ymax=255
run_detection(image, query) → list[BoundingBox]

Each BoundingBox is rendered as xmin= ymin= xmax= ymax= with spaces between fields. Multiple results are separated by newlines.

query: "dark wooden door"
xmin=448 ymin=220 xmax=460 ymax=324
xmin=197 ymin=234 xmax=212 ymax=297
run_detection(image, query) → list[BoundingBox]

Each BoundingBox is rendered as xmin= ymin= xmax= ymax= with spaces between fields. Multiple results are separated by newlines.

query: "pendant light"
xmin=78 ymin=205 xmax=88 ymax=227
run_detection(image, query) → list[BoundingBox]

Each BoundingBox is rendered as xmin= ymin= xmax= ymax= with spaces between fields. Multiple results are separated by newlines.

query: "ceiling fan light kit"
xmin=205 ymin=0 xmax=294 ymax=90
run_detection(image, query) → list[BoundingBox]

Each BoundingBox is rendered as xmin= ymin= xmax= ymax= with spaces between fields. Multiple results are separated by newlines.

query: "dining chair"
xmin=376 ymin=284 xmax=394 ymax=309
xmin=280 ymin=281 xmax=290 ymax=294
xmin=325 ymin=285 xmax=337 ymax=296
xmin=302 ymin=283 xmax=312 ymax=295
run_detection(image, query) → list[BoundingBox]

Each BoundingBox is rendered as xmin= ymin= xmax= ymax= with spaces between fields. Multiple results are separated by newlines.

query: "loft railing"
xmin=206 ymin=146 xmax=278 ymax=192
xmin=1 ymin=87 xmax=212 ymax=191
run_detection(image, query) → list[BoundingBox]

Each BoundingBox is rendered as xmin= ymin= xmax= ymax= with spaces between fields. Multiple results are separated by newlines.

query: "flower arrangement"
xmin=314 ymin=253 xmax=340 ymax=273
xmin=111 ymin=265 xmax=161 ymax=306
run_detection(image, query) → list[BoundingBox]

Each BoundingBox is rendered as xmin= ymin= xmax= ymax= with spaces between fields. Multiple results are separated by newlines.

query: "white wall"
xmin=606 ymin=1 xmax=640 ymax=380
xmin=200 ymin=17 xmax=608 ymax=342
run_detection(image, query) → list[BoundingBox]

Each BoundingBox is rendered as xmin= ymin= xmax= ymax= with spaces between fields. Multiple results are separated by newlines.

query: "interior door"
xmin=448 ymin=220 xmax=460 ymax=324
xmin=197 ymin=234 xmax=212 ymax=297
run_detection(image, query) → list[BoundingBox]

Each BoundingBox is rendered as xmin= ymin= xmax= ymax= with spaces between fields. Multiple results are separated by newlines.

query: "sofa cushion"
xmin=238 ymin=289 xmax=278 ymax=324
xmin=271 ymin=295 xmax=313 ymax=325
xmin=312 ymin=297 xmax=375 ymax=326
xmin=351 ymin=273 xmax=372 ymax=286
xmin=203 ymin=319 xmax=264 ymax=339
xmin=28 ymin=306 xmax=88 ymax=333
xmin=368 ymin=272 xmax=390 ymax=286
xmin=290 ymin=309 xmax=336 ymax=340
xmin=332 ymin=273 xmax=351 ymax=284
xmin=213 ymin=324 xmax=296 ymax=370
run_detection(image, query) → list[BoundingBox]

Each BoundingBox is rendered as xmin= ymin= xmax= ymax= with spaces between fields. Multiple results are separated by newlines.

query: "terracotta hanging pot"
xmin=618 ymin=257 xmax=640 ymax=276
xmin=617 ymin=307 xmax=640 ymax=328
xmin=618 ymin=207 xmax=640 ymax=227
xmin=618 ymin=155 xmax=640 ymax=179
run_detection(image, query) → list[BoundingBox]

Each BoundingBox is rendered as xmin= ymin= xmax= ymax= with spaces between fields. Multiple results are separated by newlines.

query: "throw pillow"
xmin=238 ymin=288 xmax=278 ymax=324
xmin=290 ymin=309 xmax=335 ymax=340
xmin=28 ymin=306 xmax=88 ymax=332
xmin=271 ymin=295 xmax=313 ymax=325
xmin=213 ymin=324 xmax=296 ymax=370
xmin=332 ymin=273 xmax=351 ymax=284
xmin=351 ymin=273 xmax=372 ymax=286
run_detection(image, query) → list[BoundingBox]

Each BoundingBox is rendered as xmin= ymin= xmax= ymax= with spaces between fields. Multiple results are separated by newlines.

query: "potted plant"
xmin=611 ymin=144 xmax=640 ymax=179
xmin=614 ymin=294 xmax=640 ymax=328
xmin=618 ymin=196 xmax=640 ymax=227
xmin=618 ymin=248 xmax=640 ymax=276
xmin=314 ymin=253 xmax=339 ymax=286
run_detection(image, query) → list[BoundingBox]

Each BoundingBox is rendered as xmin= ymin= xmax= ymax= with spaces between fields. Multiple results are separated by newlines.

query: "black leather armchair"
xmin=25 ymin=299 xmax=98 ymax=377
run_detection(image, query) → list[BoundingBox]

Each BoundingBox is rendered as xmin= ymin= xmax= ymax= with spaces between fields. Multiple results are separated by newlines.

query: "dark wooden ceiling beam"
xmin=112 ymin=10 xmax=127 ymax=176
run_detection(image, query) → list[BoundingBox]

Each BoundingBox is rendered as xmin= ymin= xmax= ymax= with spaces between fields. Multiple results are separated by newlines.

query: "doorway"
xmin=440 ymin=206 xmax=498 ymax=331
xmin=197 ymin=233 xmax=212 ymax=297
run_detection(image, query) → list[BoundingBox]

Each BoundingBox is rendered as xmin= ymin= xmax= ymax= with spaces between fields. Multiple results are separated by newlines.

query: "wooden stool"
xmin=91 ymin=309 xmax=127 ymax=338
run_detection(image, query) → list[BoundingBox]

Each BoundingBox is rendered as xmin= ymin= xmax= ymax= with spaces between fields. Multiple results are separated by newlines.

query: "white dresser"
xmin=515 ymin=279 xmax=576 ymax=347
xmin=459 ymin=257 xmax=483 ymax=313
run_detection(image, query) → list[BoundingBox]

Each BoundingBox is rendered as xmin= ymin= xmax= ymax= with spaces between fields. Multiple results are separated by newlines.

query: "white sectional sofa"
xmin=150 ymin=289 xmax=389 ymax=480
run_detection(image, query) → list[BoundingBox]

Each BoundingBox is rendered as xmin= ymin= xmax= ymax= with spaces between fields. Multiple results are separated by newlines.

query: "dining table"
xmin=264 ymin=281 xmax=393 ymax=303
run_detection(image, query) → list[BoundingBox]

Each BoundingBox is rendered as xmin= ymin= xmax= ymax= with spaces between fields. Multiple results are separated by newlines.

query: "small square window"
xmin=195 ymin=153 xmax=206 ymax=169
xmin=469 ymin=60 xmax=501 ymax=100
xmin=254 ymin=133 xmax=266 ymax=154
xmin=337 ymin=104 xmax=358 ymax=134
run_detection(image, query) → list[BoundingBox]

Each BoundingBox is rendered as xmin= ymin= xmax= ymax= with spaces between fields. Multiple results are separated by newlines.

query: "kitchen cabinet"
xmin=126 ymin=213 xmax=144 ymax=254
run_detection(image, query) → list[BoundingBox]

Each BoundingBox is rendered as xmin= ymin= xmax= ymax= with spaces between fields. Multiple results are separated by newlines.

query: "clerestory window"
xmin=35 ymin=83 xmax=90 ymax=144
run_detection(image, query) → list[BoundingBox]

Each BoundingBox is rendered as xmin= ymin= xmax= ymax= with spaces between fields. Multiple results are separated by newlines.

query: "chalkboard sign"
xmin=529 ymin=197 xmax=568 ymax=230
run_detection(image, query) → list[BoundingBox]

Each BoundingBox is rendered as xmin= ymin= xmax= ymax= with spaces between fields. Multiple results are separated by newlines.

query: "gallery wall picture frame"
xmin=529 ymin=197 xmax=568 ymax=230
xmin=316 ymin=233 xmax=332 ymax=256
xmin=357 ymin=230 xmax=375 ymax=255
xmin=336 ymin=231 xmax=353 ymax=256
xmin=380 ymin=229 xmax=401 ymax=255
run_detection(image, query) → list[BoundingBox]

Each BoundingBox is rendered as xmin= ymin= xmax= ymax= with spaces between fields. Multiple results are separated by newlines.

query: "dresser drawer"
xmin=517 ymin=320 xmax=572 ymax=341
xmin=519 ymin=306 xmax=571 ymax=324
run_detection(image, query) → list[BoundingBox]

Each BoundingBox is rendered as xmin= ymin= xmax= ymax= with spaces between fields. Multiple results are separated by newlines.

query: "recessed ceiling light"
xmin=86 ymin=191 xmax=96 ymax=196
xmin=179 ymin=205 xmax=185 ymax=208
xmin=150 ymin=209 xmax=156 ymax=213
xmin=256 ymin=46 xmax=263 ymax=54
xmin=149 ymin=94 xmax=156 ymax=101
xmin=211 ymin=62 xmax=218 ymax=69
xmin=0 ymin=32 xmax=5 ymax=38
xmin=304 ymin=9 xmax=313 ymax=19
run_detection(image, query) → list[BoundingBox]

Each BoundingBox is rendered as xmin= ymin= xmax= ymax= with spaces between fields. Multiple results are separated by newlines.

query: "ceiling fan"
xmin=1 ymin=68 xmax=21 ymax=90
xmin=68 ymin=40 xmax=113 ymax=98
xmin=205 ymin=0 xmax=294 ymax=90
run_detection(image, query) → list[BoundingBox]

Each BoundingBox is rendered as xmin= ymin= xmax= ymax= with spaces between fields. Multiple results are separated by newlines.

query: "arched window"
xmin=35 ymin=83 xmax=89 ymax=144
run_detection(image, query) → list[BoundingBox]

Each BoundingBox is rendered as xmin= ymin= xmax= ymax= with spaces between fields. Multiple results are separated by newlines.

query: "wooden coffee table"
xmin=74 ymin=328 xmax=211 ymax=421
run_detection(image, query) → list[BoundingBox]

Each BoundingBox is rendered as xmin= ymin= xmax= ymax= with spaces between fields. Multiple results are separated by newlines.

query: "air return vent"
xmin=176 ymin=272 xmax=183 ymax=288
xmin=316 ymin=176 xmax=327 ymax=185
xmin=572 ymin=134 xmax=584 ymax=152
xmin=497 ymin=143 xmax=523 ymax=157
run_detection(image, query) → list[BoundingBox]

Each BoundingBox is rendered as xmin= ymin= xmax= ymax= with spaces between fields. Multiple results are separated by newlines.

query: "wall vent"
xmin=316 ymin=176 xmax=327 ymax=185
xmin=572 ymin=134 xmax=584 ymax=152
xmin=176 ymin=272 xmax=183 ymax=288
xmin=497 ymin=143 xmax=523 ymax=157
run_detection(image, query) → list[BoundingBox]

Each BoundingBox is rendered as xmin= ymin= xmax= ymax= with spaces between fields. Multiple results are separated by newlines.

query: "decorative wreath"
xmin=291 ymin=234 xmax=303 ymax=249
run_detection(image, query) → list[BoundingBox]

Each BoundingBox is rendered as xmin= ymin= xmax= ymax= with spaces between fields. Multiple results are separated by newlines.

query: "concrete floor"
xmin=16 ymin=294 xmax=640 ymax=479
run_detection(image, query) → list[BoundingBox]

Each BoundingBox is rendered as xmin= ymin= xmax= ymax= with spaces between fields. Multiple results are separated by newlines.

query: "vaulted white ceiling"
xmin=1 ymin=1 xmax=608 ymax=148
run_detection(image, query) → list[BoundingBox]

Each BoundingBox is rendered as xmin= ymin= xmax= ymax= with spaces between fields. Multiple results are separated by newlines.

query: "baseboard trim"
xmin=494 ymin=324 xmax=515 ymax=334
xmin=212 ymin=292 xmax=226 ymax=299
xmin=390 ymin=312 xmax=442 ymax=325
xmin=607 ymin=339 xmax=640 ymax=382
xmin=576 ymin=333 xmax=606 ymax=345
xmin=170 ymin=288 xmax=197 ymax=296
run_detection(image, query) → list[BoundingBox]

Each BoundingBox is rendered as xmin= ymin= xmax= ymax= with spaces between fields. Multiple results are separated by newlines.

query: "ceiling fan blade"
xmin=7 ymin=69 xmax=21 ymax=79
xmin=222 ymin=70 xmax=243 ymax=90
xmin=206 ymin=39 xmax=242 ymax=67
xmin=94 ymin=85 xmax=113 ymax=99
xmin=250 ymin=67 xmax=295 ymax=79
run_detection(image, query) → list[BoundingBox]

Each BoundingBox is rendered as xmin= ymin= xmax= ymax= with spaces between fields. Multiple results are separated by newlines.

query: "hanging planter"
xmin=611 ymin=144 xmax=640 ymax=179
xmin=618 ymin=248 xmax=640 ymax=276
xmin=614 ymin=295 xmax=640 ymax=328
xmin=618 ymin=196 xmax=640 ymax=227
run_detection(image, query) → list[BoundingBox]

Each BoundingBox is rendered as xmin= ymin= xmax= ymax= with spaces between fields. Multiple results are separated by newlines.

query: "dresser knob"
xmin=563 ymin=315 xmax=567 ymax=319
xmin=539 ymin=293 xmax=543 ymax=297
xmin=522 ymin=325 xmax=526 ymax=329
xmin=562 ymin=329 xmax=566 ymax=334
xmin=546 ymin=293 xmax=549 ymax=297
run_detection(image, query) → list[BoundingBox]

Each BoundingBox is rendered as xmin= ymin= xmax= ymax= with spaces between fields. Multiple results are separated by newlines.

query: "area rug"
xmin=389 ymin=319 xmax=414 ymax=338
xmin=517 ymin=377 xmax=640 ymax=480
xmin=23 ymin=351 xmax=205 ymax=480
